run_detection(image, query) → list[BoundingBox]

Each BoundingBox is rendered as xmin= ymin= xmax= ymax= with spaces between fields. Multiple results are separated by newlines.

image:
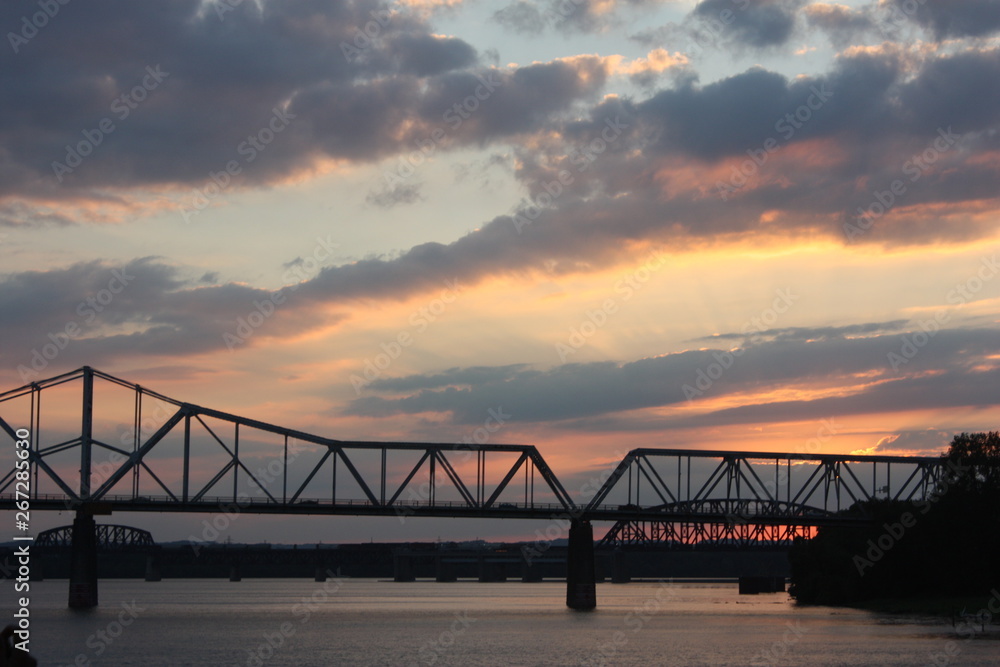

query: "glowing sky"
xmin=2 ymin=0 xmax=1000 ymax=542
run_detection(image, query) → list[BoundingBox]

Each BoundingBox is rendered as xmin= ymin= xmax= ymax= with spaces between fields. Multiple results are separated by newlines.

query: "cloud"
xmin=691 ymin=0 xmax=807 ymax=50
xmin=492 ymin=1 xmax=546 ymax=35
xmin=884 ymin=0 xmax=1000 ymax=39
xmin=0 ymin=258 xmax=339 ymax=374
xmin=366 ymin=182 xmax=425 ymax=208
xmin=343 ymin=324 xmax=1000 ymax=424
xmin=0 ymin=0 xmax=613 ymax=214
xmin=804 ymin=2 xmax=877 ymax=49
xmin=693 ymin=319 xmax=912 ymax=343
xmin=492 ymin=0 xmax=665 ymax=35
xmin=852 ymin=428 xmax=953 ymax=456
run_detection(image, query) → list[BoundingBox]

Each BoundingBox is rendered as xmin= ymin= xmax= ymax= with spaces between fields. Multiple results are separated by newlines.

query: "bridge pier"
xmin=521 ymin=549 xmax=542 ymax=582
xmin=145 ymin=552 xmax=162 ymax=582
xmin=435 ymin=556 xmax=457 ymax=582
xmin=393 ymin=550 xmax=415 ymax=582
xmin=478 ymin=556 xmax=506 ymax=582
xmin=611 ymin=548 xmax=630 ymax=584
xmin=68 ymin=512 xmax=98 ymax=608
xmin=566 ymin=519 xmax=596 ymax=611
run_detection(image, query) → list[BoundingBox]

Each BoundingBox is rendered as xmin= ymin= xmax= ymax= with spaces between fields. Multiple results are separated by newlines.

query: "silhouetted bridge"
xmin=0 ymin=367 xmax=947 ymax=609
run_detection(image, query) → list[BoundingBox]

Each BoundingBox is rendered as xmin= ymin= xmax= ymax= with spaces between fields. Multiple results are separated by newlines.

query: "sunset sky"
xmin=2 ymin=0 xmax=1000 ymax=543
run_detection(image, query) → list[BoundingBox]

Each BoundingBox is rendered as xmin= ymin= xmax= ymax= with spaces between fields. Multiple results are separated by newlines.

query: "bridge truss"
xmin=36 ymin=524 xmax=155 ymax=550
xmin=0 ymin=367 xmax=575 ymax=519
xmin=0 ymin=367 xmax=947 ymax=540
xmin=588 ymin=448 xmax=944 ymax=547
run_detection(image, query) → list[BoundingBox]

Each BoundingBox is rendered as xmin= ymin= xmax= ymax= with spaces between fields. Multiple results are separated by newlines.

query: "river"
xmin=17 ymin=578 xmax=995 ymax=666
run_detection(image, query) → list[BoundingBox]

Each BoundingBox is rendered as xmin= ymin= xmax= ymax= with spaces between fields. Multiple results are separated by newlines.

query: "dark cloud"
xmin=866 ymin=429 xmax=953 ymax=456
xmin=0 ymin=259 xmax=338 ymax=376
xmin=694 ymin=320 xmax=912 ymax=343
xmin=366 ymin=182 xmax=425 ymax=208
xmin=344 ymin=325 xmax=1000 ymax=424
xmin=366 ymin=364 xmax=532 ymax=392
xmin=885 ymin=0 xmax=1000 ymax=39
xmin=491 ymin=1 xmax=546 ymax=35
xmin=691 ymin=0 xmax=806 ymax=49
xmin=644 ymin=366 xmax=1000 ymax=431
xmin=492 ymin=0 xmax=663 ymax=35
xmin=0 ymin=0 xmax=612 ymax=206
xmin=804 ymin=2 xmax=877 ymax=49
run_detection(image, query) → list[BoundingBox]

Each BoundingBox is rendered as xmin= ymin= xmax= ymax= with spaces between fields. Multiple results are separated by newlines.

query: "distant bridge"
xmin=0 ymin=367 xmax=946 ymax=608
xmin=36 ymin=524 xmax=154 ymax=550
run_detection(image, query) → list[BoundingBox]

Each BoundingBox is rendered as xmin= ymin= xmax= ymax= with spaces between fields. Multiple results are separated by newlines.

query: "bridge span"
xmin=0 ymin=367 xmax=946 ymax=609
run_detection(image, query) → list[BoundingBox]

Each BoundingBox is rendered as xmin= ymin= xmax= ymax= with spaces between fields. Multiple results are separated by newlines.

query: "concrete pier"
xmin=68 ymin=513 xmax=98 ymax=608
xmin=393 ymin=551 xmax=415 ymax=582
xmin=611 ymin=548 xmax=631 ymax=583
xmin=566 ymin=519 xmax=596 ymax=610
xmin=144 ymin=552 xmax=162 ymax=582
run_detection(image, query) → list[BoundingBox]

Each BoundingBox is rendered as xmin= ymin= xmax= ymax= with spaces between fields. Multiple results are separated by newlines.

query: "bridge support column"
xmin=435 ymin=556 xmax=457 ymax=582
xmin=394 ymin=550 xmax=415 ymax=582
xmin=566 ymin=519 xmax=596 ymax=611
xmin=145 ymin=552 xmax=162 ymax=582
xmin=478 ymin=557 xmax=505 ymax=582
xmin=68 ymin=512 xmax=98 ymax=608
xmin=611 ymin=548 xmax=630 ymax=584
xmin=314 ymin=545 xmax=327 ymax=582
xmin=521 ymin=549 xmax=542 ymax=582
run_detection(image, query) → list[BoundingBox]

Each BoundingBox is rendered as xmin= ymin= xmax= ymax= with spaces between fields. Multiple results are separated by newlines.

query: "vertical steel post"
xmin=80 ymin=366 xmax=94 ymax=498
xmin=183 ymin=414 xmax=191 ymax=502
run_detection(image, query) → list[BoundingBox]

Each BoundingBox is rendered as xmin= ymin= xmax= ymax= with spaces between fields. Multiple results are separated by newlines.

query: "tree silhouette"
xmin=790 ymin=431 xmax=1000 ymax=606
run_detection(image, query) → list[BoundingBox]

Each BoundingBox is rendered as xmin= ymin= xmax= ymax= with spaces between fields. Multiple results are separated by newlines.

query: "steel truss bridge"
xmin=35 ymin=524 xmax=154 ymax=550
xmin=0 ymin=367 xmax=947 ymax=607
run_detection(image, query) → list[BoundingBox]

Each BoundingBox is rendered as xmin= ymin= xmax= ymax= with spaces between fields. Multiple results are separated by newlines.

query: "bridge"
xmin=0 ymin=367 xmax=946 ymax=609
xmin=35 ymin=524 xmax=155 ymax=550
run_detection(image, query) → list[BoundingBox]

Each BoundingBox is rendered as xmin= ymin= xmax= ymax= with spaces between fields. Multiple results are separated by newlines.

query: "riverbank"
xmin=805 ymin=591 xmax=1000 ymax=621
